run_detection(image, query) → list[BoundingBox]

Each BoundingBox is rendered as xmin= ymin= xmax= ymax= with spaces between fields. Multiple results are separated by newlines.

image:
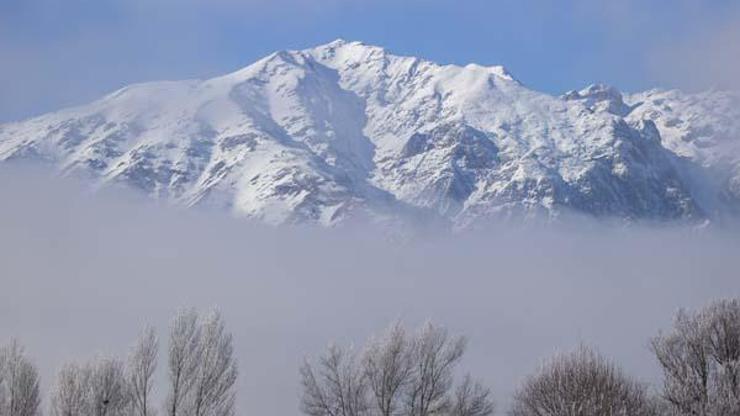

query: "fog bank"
xmin=1 ymin=168 xmax=739 ymax=414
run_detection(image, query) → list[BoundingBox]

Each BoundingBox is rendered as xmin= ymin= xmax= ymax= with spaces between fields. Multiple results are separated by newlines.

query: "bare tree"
xmin=450 ymin=376 xmax=493 ymax=416
xmin=651 ymin=298 xmax=740 ymax=416
xmin=189 ymin=311 xmax=237 ymax=416
xmin=50 ymin=363 xmax=90 ymax=416
xmin=0 ymin=346 xmax=7 ymax=416
xmin=129 ymin=327 xmax=159 ymax=416
xmin=167 ymin=309 xmax=201 ymax=416
xmin=46 ymin=309 xmax=238 ymax=416
xmin=300 ymin=322 xmax=486 ymax=416
xmin=50 ymin=358 xmax=129 ymax=416
xmin=509 ymin=346 xmax=654 ymax=416
xmin=301 ymin=344 xmax=369 ymax=416
xmin=88 ymin=357 xmax=130 ymax=416
xmin=0 ymin=340 xmax=41 ymax=416
xmin=404 ymin=323 xmax=466 ymax=416
xmin=166 ymin=310 xmax=237 ymax=416
xmin=362 ymin=322 xmax=412 ymax=416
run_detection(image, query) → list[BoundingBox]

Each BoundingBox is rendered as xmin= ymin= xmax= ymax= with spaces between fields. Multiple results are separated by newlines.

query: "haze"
xmin=1 ymin=167 xmax=739 ymax=414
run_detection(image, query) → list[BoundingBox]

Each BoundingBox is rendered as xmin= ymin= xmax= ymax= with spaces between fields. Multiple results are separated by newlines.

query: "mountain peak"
xmin=463 ymin=63 xmax=516 ymax=82
xmin=308 ymin=40 xmax=517 ymax=83
xmin=563 ymin=83 xmax=631 ymax=116
xmin=1 ymin=41 xmax=738 ymax=228
xmin=312 ymin=39 xmax=383 ymax=53
xmin=323 ymin=38 xmax=365 ymax=48
xmin=309 ymin=39 xmax=387 ymax=60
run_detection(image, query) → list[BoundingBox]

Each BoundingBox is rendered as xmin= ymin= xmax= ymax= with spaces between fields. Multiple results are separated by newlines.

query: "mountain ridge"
xmin=1 ymin=40 xmax=739 ymax=228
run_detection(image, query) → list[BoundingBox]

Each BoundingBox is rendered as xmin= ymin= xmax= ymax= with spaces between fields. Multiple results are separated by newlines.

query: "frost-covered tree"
xmin=404 ymin=323 xmax=467 ymax=416
xmin=166 ymin=310 xmax=237 ymax=416
xmin=651 ymin=298 xmax=740 ymax=416
xmin=0 ymin=353 xmax=5 ymax=416
xmin=88 ymin=357 xmax=130 ymax=416
xmin=449 ymin=376 xmax=494 ymax=416
xmin=300 ymin=322 xmax=491 ymax=416
xmin=167 ymin=309 xmax=201 ymax=416
xmin=189 ymin=311 xmax=237 ymax=416
xmin=128 ymin=327 xmax=158 ymax=416
xmin=51 ymin=338 xmax=149 ymax=416
xmin=509 ymin=346 xmax=654 ymax=416
xmin=50 ymin=363 xmax=90 ymax=416
xmin=47 ymin=311 xmax=236 ymax=416
xmin=50 ymin=357 xmax=129 ymax=416
xmin=0 ymin=340 xmax=41 ymax=416
xmin=362 ymin=322 xmax=412 ymax=416
xmin=301 ymin=344 xmax=369 ymax=416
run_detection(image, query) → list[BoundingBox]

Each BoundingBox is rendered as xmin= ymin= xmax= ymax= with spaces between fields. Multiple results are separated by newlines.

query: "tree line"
xmin=0 ymin=309 xmax=237 ymax=416
xmin=1 ymin=299 xmax=739 ymax=416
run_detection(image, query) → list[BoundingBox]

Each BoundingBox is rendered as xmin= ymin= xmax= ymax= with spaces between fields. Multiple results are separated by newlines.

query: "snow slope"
xmin=1 ymin=40 xmax=738 ymax=228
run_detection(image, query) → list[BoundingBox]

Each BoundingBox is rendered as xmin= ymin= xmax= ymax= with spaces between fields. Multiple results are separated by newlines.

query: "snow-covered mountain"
xmin=1 ymin=40 xmax=739 ymax=228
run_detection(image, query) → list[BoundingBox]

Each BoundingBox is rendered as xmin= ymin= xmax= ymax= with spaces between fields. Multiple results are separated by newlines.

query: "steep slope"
xmin=625 ymin=89 xmax=740 ymax=216
xmin=0 ymin=49 xmax=406 ymax=226
xmin=0 ymin=40 xmax=737 ymax=228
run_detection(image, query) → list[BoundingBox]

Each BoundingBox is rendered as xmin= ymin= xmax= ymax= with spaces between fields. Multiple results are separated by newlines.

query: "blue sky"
xmin=1 ymin=0 xmax=739 ymax=122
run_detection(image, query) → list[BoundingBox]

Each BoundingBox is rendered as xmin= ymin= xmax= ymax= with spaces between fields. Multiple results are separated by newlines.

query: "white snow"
xmin=1 ymin=40 xmax=738 ymax=228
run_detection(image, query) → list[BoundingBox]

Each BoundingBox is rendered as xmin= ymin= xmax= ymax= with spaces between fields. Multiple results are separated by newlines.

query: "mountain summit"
xmin=1 ymin=41 xmax=739 ymax=228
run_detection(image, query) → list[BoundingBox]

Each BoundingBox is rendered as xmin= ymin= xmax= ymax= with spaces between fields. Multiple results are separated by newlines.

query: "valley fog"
xmin=1 ymin=168 xmax=739 ymax=414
